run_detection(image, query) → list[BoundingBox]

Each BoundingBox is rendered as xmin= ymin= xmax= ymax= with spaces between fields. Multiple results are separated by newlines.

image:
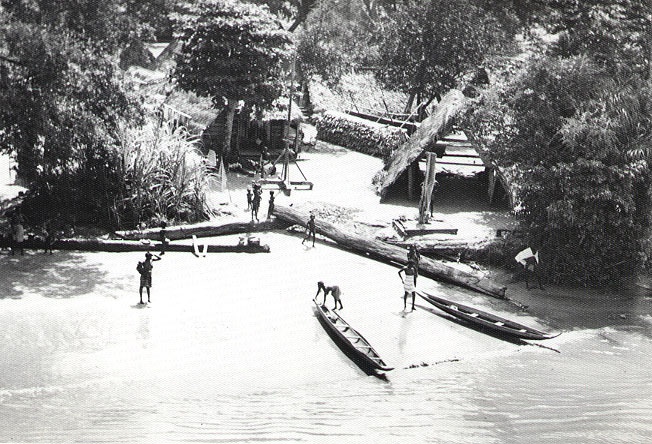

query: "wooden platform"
xmin=392 ymin=219 xmax=458 ymax=238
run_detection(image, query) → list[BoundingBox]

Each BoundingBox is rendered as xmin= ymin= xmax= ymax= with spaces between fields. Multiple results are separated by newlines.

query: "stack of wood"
xmin=315 ymin=111 xmax=407 ymax=159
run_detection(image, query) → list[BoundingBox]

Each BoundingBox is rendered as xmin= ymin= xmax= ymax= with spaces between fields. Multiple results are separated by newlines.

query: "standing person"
xmin=315 ymin=281 xmax=343 ymax=310
xmin=159 ymin=221 xmax=169 ymax=255
xmin=11 ymin=214 xmax=24 ymax=256
xmin=267 ymin=191 xmax=275 ymax=219
xmin=398 ymin=262 xmax=417 ymax=311
xmin=137 ymin=252 xmax=161 ymax=304
xmin=407 ymin=244 xmax=421 ymax=276
xmin=246 ymin=187 xmax=252 ymax=211
xmin=251 ymin=187 xmax=261 ymax=222
xmin=524 ymin=254 xmax=544 ymax=290
xmin=43 ymin=221 xmax=55 ymax=254
xmin=515 ymin=247 xmax=544 ymax=290
xmin=301 ymin=213 xmax=316 ymax=247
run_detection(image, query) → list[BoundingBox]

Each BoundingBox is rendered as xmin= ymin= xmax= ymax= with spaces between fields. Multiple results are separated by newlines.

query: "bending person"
xmin=315 ymin=281 xmax=343 ymax=310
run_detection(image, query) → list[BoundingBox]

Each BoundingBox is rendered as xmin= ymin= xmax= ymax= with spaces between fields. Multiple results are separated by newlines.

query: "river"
xmin=0 ymin=233 xmax=650 ymax=443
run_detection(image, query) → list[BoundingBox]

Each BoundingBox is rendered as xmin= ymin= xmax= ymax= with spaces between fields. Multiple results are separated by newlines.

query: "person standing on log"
xmin=267 ymin=191 xmax=275 ymax=219
xmin=302 ymin=213 xmax=316 ymax=247
xmin=398 ymin=262 xmax=417 ymax=311
xmin=407 ymin=244 xmax=420 ymax=276
xmin=159 ymin=221 xmax=169 ymax=255
xmin=137 ymin=252 xmax=161 ymax=304
xmin=315 ymin=281 xmax=343 ymax=310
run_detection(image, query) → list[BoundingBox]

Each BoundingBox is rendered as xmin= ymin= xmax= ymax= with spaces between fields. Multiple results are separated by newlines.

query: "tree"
xmin=297 ymin=0 xmax=377 ymax=83
xmin=0 ymin=0 xmax=147 ymax=50
xmin=0 ymin=6 xmax=141 ymax=224
xmin=466 ymin=55 xmax=652 ymax=285
xmin=374 ymin=0 xmax=506 ymax=114
xmin=173 ymin=0 xmax=292 ymax=159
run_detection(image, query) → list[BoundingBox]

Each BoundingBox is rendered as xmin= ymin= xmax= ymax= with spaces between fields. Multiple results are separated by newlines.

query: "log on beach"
xmin=114 ymin=219 xmax=287 ymax=241
xmin=273 ymin=204 xmax=506 ymax=298
xmin=1 ymin=238 xmax=270 ymax=253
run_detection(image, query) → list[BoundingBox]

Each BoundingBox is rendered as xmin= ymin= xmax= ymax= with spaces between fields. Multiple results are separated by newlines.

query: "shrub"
xmin=113 ymin=122 xmax=213 ymax=228
xmin=315 ymin=111 xmax=406 ymax=159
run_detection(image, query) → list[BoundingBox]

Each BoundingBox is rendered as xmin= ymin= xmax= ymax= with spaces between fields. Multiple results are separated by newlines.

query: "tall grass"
xmin=114 ymin=121 xmax=213 ymax=228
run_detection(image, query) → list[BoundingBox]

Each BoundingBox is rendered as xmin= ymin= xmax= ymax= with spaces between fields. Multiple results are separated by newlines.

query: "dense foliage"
xmin=467 ymin=56 xmax=652 ymax=285
xmin=114 ymin=123 xmax=212 ymax=228
xmin=0 ymin=7 xmax=143 ymax=225
xmin=375 ymin=0 xmax=506 ymax=112
xmin=0 ymin=2 xmax=211 ymax=229
xmin=173 ymin=0 xmax=292 ymax=157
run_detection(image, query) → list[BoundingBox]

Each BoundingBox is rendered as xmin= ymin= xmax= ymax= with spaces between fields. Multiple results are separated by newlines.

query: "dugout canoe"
xmin=313 ymin=299 xmax=393 ymax=372
xmin=419 ymin=291 xmax=558 ymax=340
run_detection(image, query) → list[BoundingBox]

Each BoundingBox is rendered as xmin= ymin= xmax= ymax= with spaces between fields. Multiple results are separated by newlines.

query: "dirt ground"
xmin=213 ymin=140 xmax=517 ymax=244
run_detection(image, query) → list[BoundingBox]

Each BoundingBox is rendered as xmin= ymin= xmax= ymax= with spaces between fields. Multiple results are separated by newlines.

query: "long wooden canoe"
xmin=313 ymin=299 xmax=393 ymax=372
xmin=419 ymin=291 xmax=558 ymax=340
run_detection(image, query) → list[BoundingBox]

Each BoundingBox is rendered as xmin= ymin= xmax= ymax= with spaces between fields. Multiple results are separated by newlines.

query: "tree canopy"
xmin=173 ymin=0 xmax=293 ymax=157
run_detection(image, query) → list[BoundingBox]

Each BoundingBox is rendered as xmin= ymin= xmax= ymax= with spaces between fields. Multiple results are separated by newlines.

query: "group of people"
xmin=246 ymin=182 xmax=275 ymax=222
xmin=2 ymin=208 xmax=61 ymax=256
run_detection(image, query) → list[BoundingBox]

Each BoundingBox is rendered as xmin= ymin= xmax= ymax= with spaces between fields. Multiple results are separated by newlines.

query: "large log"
xmin=1 ymin=238 xmax=270 ymax=253
xmin=114 ymin=219 xmax=286 ymax=241
xmin=273 ymin=204 xmax=506 ymax=298
xmin=376 ymin=89 xmax=467 ymax=199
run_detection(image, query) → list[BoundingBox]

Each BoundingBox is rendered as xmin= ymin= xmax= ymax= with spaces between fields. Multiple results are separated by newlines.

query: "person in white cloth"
xmin=515 ymin=247 xmax=544 ymax=290
xmin=398 ymin=262 xmax=418 ymax=311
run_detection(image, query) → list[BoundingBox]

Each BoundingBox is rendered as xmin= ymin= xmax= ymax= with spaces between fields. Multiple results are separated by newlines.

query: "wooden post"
xmin=407 ymin=161 xmax=415 ymax=200
xmin=418 ymin=152 xmax=437 ymax=224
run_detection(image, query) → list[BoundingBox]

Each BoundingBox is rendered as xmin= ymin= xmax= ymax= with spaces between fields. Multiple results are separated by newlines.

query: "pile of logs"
xmin=315 ymin=111 xmax=406 ymax=159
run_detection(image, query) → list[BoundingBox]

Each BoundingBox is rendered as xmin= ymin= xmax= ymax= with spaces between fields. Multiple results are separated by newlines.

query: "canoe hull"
xmin=420 ymin=292 xmax=557 ymax=340
xmin=314 ymin=301 xmax=392 ymax=372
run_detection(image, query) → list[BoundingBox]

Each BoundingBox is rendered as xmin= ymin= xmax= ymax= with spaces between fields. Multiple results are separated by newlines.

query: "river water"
xmin=0 ymin=233 xmax=651 ymax=443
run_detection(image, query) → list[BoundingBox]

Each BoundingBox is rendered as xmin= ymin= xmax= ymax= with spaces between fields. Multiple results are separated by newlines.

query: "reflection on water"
xmin=0 ymin=237 xmax=651 ymax=443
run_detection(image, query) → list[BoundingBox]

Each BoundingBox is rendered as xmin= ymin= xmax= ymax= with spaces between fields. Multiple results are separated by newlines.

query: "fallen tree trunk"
xmin=274 ymin=204 xmax=506 ymax=298
xmin=1 ymin=238 xmax=270 ymax=253
xmin=375 ymin=89 xmax=467 ymax=199
xmin=114 ymin=219 xmax=286 ymax=241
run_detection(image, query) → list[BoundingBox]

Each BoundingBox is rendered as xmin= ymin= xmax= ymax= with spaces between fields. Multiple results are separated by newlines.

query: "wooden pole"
xmin=418 ymin=152 xmax=437 ymax=224
xmin=273 ymin=204 xmax=507 ymax=299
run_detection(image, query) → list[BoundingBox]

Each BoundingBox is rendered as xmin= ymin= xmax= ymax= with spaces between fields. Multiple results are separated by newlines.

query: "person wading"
xmin=137 ymin=252 xmax=161 ymax=304
xmin=315 ymin=281 xmax=343 ymax=310
xmin=398 ymin=262 xmax=418 ymax=311
xmin=302 ymin=213 xmax=316 ymax=247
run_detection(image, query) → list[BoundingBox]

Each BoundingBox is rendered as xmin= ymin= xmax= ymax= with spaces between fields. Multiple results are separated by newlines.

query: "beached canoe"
xmin=419 ymin=291 xmax=558 ymax=340
xmin=313 ymin=299 xmax=393 ymax=372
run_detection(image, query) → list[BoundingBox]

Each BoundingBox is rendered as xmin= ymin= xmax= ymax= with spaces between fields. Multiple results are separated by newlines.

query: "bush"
xmin=466 ymin=55 xmax=652 ymax=286
xmin=315 ymin=111 xmax=406 ymax=159
xmin=113 ymin=122 xmax=213 ymax=228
